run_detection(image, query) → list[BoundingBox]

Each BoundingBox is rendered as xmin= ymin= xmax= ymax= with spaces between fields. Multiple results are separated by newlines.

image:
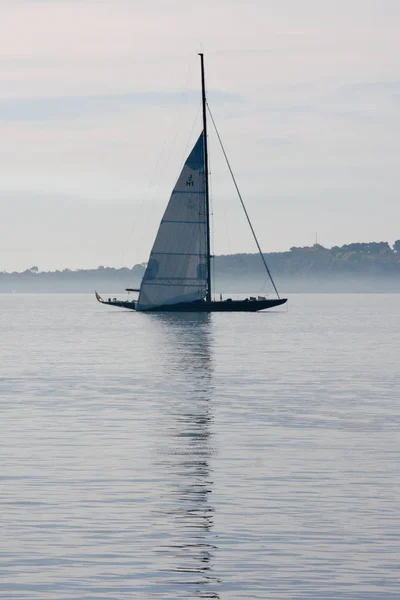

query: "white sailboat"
xmin=96 ymin=54 xmax=287 ymax=313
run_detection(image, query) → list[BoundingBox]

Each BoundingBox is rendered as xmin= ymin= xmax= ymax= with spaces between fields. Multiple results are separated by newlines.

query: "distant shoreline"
xmin=2 ymin=241 xmax=399 ymax=293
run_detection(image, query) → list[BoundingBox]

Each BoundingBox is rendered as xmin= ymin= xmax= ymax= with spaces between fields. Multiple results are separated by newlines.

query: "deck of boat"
xmin=97 ymin=297 xmax=287 ymax=312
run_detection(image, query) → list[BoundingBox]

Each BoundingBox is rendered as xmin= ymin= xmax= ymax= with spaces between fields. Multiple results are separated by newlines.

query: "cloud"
xmin=0 ymin=91 xmax=242 ymax=122
xmin=343 ymin=80 xmax=400 ymax=93
xmin=258 ymin=137 xmax=292 ymax=147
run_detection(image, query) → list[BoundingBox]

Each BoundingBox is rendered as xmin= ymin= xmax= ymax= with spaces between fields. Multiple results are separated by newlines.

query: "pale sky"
xmin=1 ymin=0 xmax=400 ymax=271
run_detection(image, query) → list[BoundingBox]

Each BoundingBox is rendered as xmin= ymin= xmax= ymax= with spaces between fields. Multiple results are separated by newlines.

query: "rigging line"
xmin=122 ymin=58 xmax=196 ymax=270
xmin=206 ymin=103 xmax=281 ymax=300
xmin=159 ymin=56 xmax=196 ymax=184
xmin=177 ymin=102 xmax=202 ymax=177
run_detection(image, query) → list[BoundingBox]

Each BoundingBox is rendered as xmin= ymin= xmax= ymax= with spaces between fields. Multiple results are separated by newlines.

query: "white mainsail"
xmin=136 ymin=133 xmax=208 ymax=310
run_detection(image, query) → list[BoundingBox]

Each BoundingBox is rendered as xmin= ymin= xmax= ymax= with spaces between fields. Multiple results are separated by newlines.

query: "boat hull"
xmin=99 ymin=297 xmax=287 ymax=312
xmin=145 ymin=299 xmax=287 ymax=312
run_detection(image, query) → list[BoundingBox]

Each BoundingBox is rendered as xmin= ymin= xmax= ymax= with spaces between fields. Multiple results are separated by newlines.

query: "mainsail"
xmin=136 ymin=133 xmax=208 ymax=310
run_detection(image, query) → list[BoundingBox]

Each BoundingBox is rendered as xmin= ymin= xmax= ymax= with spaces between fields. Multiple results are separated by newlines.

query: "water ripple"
xmin=1 ymin=294 xmax=399 ymax=598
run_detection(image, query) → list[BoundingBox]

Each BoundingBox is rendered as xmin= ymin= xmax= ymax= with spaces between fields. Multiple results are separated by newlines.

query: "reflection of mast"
xmin=152 ymin=313 xmax=220 ymax=599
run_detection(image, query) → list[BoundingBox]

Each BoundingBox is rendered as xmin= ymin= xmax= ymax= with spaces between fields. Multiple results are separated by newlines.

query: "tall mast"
xmin=199 ymin=53 xmax=212 ymax=303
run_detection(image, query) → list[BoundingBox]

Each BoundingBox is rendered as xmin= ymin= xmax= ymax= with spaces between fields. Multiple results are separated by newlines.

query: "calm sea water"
xmin=1 ymin=293 xmax=399 ymax=599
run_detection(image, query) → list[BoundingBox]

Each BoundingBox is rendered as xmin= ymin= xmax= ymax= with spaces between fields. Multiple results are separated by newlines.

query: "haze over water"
xmin=1 ymin=293 xmax=399 ymax=599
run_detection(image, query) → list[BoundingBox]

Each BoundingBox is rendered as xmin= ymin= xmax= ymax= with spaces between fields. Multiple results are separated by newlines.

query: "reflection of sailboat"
xmin=96 ymin=54 xmax=287 ymax=313
xmin=151 ymin=313 xmax=220 ymax=599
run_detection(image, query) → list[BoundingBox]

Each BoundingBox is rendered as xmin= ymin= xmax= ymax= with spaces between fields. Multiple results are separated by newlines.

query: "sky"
xmin=1 ymin=0 xmax=400 ymax=271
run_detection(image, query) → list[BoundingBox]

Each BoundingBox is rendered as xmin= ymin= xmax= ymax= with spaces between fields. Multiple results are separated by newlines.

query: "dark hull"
xmin=98 ymin=297 xmax=287 ymax=312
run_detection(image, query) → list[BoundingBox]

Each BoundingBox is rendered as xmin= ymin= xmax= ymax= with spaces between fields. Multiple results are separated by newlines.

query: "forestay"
xmin=137 ymin=133 xmax=208 ymax=310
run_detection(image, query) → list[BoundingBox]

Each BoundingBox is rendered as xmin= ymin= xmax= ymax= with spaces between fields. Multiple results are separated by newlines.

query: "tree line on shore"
xmin=215 ymin=240 xmax=400 ymax=278
xmin=1 ymin=240 xmax=400 ymax=292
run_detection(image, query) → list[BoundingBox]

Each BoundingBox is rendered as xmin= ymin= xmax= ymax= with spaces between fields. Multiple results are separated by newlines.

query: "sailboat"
xmin=95 ymin=55 xmax=287 ymax=313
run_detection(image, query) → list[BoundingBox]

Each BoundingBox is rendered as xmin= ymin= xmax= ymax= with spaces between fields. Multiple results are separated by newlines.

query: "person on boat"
xmin=220 ymin=293 xmax=222 ymax=301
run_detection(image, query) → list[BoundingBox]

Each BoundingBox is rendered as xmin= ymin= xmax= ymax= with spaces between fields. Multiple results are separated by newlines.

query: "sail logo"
xmin=186 ymin=174 xmax=194 ymax=187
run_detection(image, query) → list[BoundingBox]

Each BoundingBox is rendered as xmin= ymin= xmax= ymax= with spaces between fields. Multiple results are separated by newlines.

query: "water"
xmin=1 ymin=293 xmax=399 ymax=599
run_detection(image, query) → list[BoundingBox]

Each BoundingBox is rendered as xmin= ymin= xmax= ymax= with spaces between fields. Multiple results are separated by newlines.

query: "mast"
xmin=199 ymin=53 xmax=212 ymax=303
